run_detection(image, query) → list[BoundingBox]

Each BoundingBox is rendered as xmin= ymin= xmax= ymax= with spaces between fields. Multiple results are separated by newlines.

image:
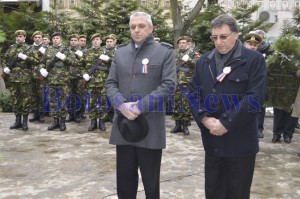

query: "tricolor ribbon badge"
xmin=216 ymin=66 xmax=231 ymax=82
xmin=142 ymin=58 xmax=149 ymax=75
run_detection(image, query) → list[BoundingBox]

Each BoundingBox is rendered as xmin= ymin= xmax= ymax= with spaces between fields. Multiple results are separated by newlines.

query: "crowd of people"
xmin=1 ymin=10 xmax=300 ymax=199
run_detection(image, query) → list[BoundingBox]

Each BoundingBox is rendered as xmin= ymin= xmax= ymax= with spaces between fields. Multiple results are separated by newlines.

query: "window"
xmin=295 ymin=1 xmax=300 ymax=8
xmin=165 ymin=0 xmax=170 ymax=7
xmin=154 ymin=0 xmax=158 ymax=5
xmin=270 ymin=0 xmax=276 ymax=10
xmin=282 ymin=1 xmax=288 ymax=10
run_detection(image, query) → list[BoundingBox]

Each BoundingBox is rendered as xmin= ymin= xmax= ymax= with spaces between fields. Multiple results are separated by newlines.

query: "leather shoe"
xmin=272 ymin=135 xmax=281 ymax=143
xmin=284 ymin=137 xmax=292 ymax=144
xmin=258 ymin=130 xmax=264 ymax=138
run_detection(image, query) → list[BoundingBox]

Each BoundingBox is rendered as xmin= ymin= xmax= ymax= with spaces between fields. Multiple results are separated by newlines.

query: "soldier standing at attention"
xmin=66 ymin=34 xmax=85 ymax=123
xmin=28 ymin=31 xmax=47 ymax=123
xmin=171 ymin=36 xmax=196 ymax=135
xmin=2 ymin=30 xmax=38 ymax=130
xmin=78 ymin=34 xmax=88 ymax=52
xmin=81 ymin=33 xmax=108 ymax=132
xmin=102 ymin=34 xmax=117 ymax=122
xmin=42 ymin=34 xmax=51 ymax=48
xmin=40 ymin=32 xmax=76 ymax=131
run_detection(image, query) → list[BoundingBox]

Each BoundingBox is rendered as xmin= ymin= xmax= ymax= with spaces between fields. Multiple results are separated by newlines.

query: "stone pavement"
xmin=0 ymin=112 xmax=299 ymax=199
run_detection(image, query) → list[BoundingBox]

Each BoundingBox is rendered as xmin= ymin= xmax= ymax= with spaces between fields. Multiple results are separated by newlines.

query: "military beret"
xmin=176 ymin=36 xmax=189 ymax=44
xmin=69 ymin=34 xmax=79 ymax=40
xmin=244 ymin=33 xmax=262 ymax=44
xmin=32 ymin=31 xmax=43 ymax=38
xmin=14 ymin=30 xmax=27 ymax=37
xmin=51 ymin=32 xmax=62 ymax=39
xmin=104 ymin=34 xmax=117 ymax=41
xmin=42 ymin=34 xmax=50 ymax=39
xmin=79 ymin=34 xmax=87 ymax=39
xmin=90 ymin=33 xmax=101 ymax=41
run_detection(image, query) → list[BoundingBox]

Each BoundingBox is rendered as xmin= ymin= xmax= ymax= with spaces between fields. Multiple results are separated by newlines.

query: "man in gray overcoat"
xmin=106 ymin=11 xmax=176 ymax=199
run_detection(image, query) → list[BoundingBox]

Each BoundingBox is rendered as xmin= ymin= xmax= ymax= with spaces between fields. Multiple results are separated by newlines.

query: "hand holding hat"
xmin=118 ymin=101 xmax=141 ymax=120
xmin=117 ymin=113 xmax=148 ymax=142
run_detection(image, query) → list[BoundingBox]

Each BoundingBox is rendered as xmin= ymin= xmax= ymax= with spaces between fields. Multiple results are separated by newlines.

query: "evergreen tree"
xmin=101 ymin=0 xmax=140 ymax=44
xmin=230 ymin=0 xmax=272 ymax=39
xmin=189 ymin=5 xmax=224 ymax=53
xmin=141 ymin=4 xmax=173 ymax=44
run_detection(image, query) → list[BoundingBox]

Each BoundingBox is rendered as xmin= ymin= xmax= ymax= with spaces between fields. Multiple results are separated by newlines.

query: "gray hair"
xmin=211 ymin=14 xmax=239 ymax=33
xmin=129 ymin=11 xmax=153 ymax=27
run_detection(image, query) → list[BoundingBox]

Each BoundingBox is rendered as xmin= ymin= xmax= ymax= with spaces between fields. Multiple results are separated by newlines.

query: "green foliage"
xmin=266 ymin=35 xmax=300 ymax=111
xmin=189 ymin=5 xmax=223 ymax=53
xmin=141 ymin=4 xmax=173 ymax=44
xmin=101 ymin=0 xmax=139 ymax=44
xmin=230 ymin=0 xmax=273 ymax=39
xmin=0 ymin=90 xmax=12 ymax=112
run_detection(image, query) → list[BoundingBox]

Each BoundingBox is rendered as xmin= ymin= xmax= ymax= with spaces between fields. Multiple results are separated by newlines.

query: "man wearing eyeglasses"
xmin=189 ymin=14 xmax=267 ymax=199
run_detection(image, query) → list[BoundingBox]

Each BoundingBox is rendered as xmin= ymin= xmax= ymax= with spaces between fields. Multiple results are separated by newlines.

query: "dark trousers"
xmin=205 ymin=153 xmax=256 ymax=199
xmin=116 ymin=145 xmax=162 ymax=199
xmin=258 ymin=107 xmax=265 ymax=131
xmin=273 ymin=108 xmax=298 ymax=138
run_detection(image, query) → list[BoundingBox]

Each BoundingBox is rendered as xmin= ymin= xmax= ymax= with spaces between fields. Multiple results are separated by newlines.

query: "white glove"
xmin=182 ymin=54 xmax=190 ymax=62
xmin=39 ymin=68 xmax=49 ymax=77
xmin=56 ymin=52 xmax=66 ymax=60
xmin=39 ymin=47 xmax=46 ymax=54
xmin=18 ymin=53 xmax=28 ymax=60
xmin=83 ymin=73 xmax=90 ymax=81
xmin=99 ymin=54 xmax=110 ymax=61
xmin=4 ymin=67 xmax=11 ymax=74
xmin=75 ymin=50 xmax=83 ymax=57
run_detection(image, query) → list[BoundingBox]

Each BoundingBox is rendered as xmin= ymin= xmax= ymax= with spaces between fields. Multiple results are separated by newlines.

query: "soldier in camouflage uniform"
xmin=65 ymin=34 xmax=85 ymax=123
xmin=79 ymin=34 xmax=88 ymax=52
xmin=28 ymin=31 xmax=47 ymax=123
xmin=2 ymin=30 xmax=38 ymax=130
xmin=101 ymin=34 xmax=117 ymax=123
xmin=42 ymin=34 xmax=51 ymax=48
xmin=171 ymin=36 xmax=196 ymax=135
xmin=80 ymin=33 xmax=109 ymax=132
xmin=40 ymin=32 xmax=76 ymax=131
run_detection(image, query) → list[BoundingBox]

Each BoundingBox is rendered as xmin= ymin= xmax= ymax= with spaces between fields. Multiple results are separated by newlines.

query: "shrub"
xmin=0 ymin=90 xmax=12 ymax=112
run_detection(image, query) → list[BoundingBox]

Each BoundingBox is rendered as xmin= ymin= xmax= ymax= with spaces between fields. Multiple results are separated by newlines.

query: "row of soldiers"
xmin=1 ymin=30 xmax=117 ymax=132
xmin=2 ymin=30 xmax=201 ymax=134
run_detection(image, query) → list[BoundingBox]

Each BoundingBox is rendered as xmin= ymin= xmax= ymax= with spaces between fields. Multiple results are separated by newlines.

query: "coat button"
xmin=236 ymin=78 xmax=240 ymax=82
xmin=133 ymin=75 xmax=136 ymax=79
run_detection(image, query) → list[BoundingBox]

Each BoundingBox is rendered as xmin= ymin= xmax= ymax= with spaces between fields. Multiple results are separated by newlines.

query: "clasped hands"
xmin=202 ymin=117 xmax=228 ymax=136
xmin=118 ymin=101 xmax=141 ymax=120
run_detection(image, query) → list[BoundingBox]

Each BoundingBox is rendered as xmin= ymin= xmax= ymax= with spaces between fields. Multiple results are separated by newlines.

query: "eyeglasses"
xmin=210 ymin=32 xmax=233 ymax=41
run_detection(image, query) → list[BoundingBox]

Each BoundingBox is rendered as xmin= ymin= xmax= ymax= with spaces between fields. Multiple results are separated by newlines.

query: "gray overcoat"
xmin=105 ymin=36 xmax=177 ymax=149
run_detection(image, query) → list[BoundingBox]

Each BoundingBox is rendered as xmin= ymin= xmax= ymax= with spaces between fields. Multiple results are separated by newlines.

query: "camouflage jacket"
xmin=80 ymin=47 xmax=108 ymax=88
xmin=69 ymin=46 xmax=85 ymax=78
xmin=100 ymin=46 xmax=116 ymax=69
xmin=174 ymin=48 xmax=196 ymax=86
xmin=3 ymin=43 xmax=38 ymax=83
xmin=43 ymin=45 xmax=76 ymax=85
xmin=30 ymin=43 xmax=46 ymax=79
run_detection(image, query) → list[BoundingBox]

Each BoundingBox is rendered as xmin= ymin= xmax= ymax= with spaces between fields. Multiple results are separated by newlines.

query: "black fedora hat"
xmin=117 ymin=114 xmax=149 ymax=142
